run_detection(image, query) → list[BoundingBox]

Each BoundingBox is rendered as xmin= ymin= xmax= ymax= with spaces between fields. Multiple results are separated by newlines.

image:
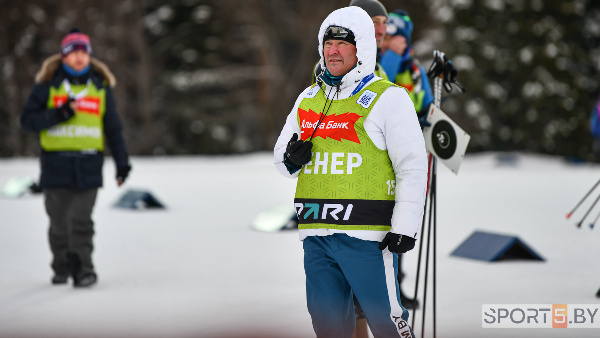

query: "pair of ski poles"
xmin=566 ymin=178 xmax=600 ymax=229
xmin=411 ymin=50 xmax=465 ymax=338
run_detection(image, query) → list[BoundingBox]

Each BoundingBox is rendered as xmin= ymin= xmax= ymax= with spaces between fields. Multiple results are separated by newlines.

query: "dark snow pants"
xmin=44 ymin=188 xmax=98 ymax=275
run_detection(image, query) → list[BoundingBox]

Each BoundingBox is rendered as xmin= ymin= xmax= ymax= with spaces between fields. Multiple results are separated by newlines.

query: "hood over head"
xmin=318 ymin=6 xmax=376 ymax=88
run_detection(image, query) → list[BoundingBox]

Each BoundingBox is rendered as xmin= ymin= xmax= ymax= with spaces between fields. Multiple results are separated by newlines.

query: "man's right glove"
xmin=283 ymin=133 xmax=313 ymax=174
xmin=379 ymin=232 xmax=416 ymax=254
xmin=56 ymin=97 xmax=75 ymax=122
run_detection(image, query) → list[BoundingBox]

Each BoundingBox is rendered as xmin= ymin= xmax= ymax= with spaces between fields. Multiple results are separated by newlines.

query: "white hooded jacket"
xmin=274 ymin=6 xmax=428 ymax=242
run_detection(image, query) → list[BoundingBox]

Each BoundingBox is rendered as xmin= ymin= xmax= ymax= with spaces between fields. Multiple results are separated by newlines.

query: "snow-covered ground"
xmin=0 ymin=152 xmax=598 ymax=338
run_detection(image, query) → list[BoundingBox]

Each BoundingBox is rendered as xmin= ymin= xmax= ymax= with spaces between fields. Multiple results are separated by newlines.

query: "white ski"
xmin=250 ymin=204 xmax=298 ymax=232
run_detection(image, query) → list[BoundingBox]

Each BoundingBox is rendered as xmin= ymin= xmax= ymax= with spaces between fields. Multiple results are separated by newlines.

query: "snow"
xmin=0 ymin=152 xmax=599 ymax=338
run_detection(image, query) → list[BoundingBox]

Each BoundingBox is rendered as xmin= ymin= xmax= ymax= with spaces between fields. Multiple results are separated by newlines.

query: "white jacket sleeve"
xmin=273 ymin=87 xmax=311 ymax=178
xmin=363 ymin=86 xmax=428 ymax=238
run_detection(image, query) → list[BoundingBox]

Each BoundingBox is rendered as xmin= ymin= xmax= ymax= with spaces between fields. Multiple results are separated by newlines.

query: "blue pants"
xmin=303 ymin=234 xmax=414 ymax=338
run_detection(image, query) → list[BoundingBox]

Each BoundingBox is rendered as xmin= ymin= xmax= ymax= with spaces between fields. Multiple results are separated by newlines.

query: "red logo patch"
xmin=53 ymin=95 xmax=69 ymax=108
xmin=298 ymin=108 xmax=362 ymax=144
xmin=51 ymin=95 xmax=100 ymax=116
xmin=76 ymin=97 xmax=100 ymax=115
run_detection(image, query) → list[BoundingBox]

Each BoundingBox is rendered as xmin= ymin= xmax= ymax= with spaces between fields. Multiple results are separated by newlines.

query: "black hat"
xmin=323 ymin=26 xmax=356 ymax=46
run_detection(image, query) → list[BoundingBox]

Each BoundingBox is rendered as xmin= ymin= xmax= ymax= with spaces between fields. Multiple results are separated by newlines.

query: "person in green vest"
xmin=380 ymin=10 xmax=434 ymax=123
xmin=274 ymin=6 xmax=426 ymax=337
xmin=21 ymin=28 xmax=131 ymax=288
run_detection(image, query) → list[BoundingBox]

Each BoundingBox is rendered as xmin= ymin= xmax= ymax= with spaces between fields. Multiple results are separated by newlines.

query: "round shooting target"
xmin=431 ymin=120 xmax=457 ymax=160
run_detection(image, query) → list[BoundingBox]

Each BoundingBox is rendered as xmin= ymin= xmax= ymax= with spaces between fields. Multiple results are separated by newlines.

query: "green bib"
xmin=294 ymin=79 xmax=398 ymax=231
xmin=41 ymin=81 xmax=106 ymax=151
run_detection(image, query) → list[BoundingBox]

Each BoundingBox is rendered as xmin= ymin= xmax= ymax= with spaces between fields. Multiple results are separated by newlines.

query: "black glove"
xmin=417 ymin=105 xmax=431 ymax=130
xmin=379 ymin=232 xmax=416 ymax=254
xmin=29 ymin=182 xmax=42 ymax=194
xmin=283 ymin=133 xmax=313 ymax=174
xmin=116 ymin=165 xmax=131 ymax=184
xmin=56 ymin=97 xmax=75 ymax=122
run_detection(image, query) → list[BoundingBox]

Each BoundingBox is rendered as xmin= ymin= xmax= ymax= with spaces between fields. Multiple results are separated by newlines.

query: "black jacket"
xmin=21 ymin=54 xmax=129 ymax=190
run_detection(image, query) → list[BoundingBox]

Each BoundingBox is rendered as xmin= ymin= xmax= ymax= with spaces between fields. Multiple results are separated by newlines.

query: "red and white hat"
xmin=61 ymin=28 xmax=92 ymax=57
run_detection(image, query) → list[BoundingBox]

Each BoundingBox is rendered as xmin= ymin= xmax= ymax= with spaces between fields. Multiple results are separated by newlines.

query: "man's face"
xmin=63 ymin=50 xmax=90 ymax=71
xmin=323 ymin=39 xmax=358 ymax=77
xmin=372 ymin=15 xmax=388 ymax=48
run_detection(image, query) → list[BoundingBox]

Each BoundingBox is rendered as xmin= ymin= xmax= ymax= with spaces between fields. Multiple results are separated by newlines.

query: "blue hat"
xmin=386 ymin=10 xmax=413 ymax=44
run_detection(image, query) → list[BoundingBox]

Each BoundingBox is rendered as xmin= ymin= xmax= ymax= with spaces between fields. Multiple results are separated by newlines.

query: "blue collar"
xmin=62 ymin=63 xmax=91 ymax=77
xmin=351 ymin=73 xmax=375 ymax=96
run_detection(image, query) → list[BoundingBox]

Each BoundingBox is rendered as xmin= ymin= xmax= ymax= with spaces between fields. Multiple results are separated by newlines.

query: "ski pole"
xmin=575 ymin=192 xmax=600 ymax=228
xmin=431 ymin=157 xmax=438 ymax=338
xmin=412 ymin=153 xmax=433 ymax=329
xmin=566 ymin=178 xmax=600 ymax=219
xmin=420 ymin=179 xmax=434 ymax=338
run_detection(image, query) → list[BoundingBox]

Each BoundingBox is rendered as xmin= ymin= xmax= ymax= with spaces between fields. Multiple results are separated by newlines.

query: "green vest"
xmin=41 ymin=80 xmax=106 ymax=151
xmin=294 ymin=79 xmax=397 ymax=231
xmin=393 ymin=66 xmax=426 ymax=112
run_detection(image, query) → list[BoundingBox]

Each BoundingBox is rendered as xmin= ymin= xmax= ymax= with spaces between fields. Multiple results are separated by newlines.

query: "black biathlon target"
xmin=430 ymin=120 xmax=457 ymax=160
xmin=423 ymin=105 xmax=470 ymax=174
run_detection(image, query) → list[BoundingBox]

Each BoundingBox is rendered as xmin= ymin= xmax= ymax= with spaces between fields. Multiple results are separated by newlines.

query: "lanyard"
xmin=62 ymin=79 xmax=92 ymax=100
xmin=350 ymin=73 xmax=375 ymax=96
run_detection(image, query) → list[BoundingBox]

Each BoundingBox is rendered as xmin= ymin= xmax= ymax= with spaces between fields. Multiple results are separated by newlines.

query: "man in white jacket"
xmin=273 ymin=6 xmax=426 ymax=338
